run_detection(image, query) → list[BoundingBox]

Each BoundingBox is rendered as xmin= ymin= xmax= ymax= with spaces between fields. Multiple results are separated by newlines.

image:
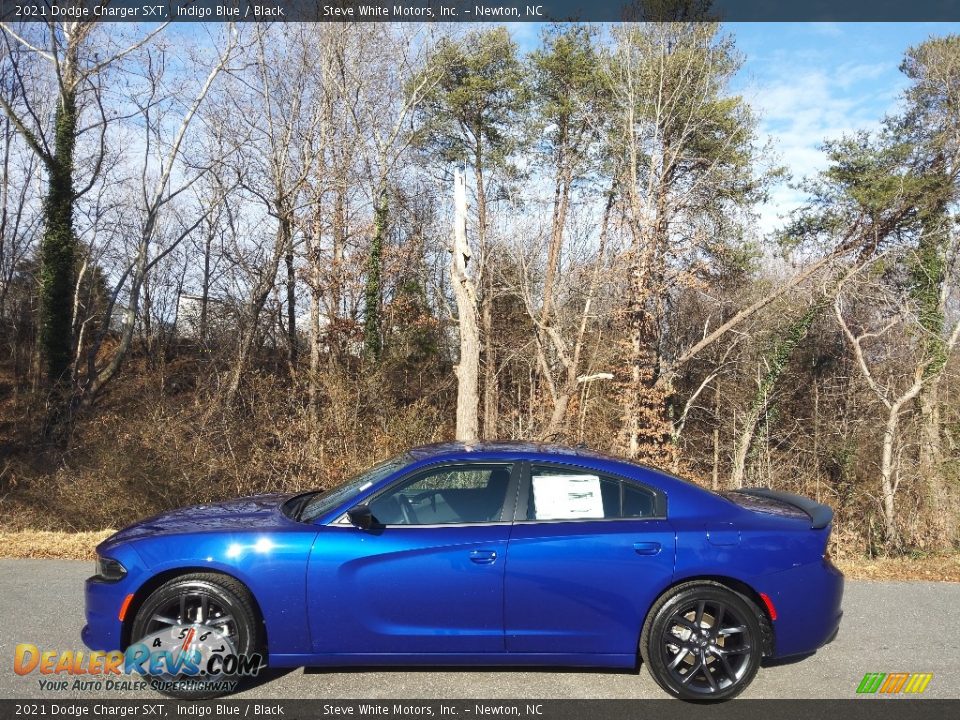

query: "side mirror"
xmin=347 ymin=504 xmax=375 ymax=530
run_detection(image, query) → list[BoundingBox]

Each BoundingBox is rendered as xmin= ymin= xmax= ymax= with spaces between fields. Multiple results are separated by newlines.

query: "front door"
xmin=307 ymin=462 xmax=518 ymax=654
xmin=504 ymin=462 xmax=676 ymax=654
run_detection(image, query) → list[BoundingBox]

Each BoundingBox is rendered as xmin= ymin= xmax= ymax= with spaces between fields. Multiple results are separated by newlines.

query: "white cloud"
xmin=744 ymin=58 xmax=904 ymax=233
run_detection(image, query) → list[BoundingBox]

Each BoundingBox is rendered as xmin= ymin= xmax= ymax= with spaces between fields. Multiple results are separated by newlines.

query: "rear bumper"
xmin=757 ymin=558 xmax=844 ymax=658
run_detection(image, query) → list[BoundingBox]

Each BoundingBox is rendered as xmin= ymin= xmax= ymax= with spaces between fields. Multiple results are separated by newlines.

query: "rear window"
xmin=525 ymin=465 xmax=657 ymax=520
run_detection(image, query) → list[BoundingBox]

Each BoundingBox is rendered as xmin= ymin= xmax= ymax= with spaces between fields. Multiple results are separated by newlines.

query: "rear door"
xmin=504 ymin=462 xmax=676 ymax=654
xmin=308 ymin=462 xmax=519 ymax=654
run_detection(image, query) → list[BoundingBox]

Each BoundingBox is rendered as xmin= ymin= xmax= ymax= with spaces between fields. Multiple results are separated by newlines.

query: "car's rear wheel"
xmin=641 ymin=582 xmax=762 ymax=701
xmin=130 ymin=573 xmax=261 ymax=699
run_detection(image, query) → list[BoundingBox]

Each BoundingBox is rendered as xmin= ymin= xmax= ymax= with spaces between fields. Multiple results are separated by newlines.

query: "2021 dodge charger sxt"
xmin=83 ymin=442 xmax=843 ymax=700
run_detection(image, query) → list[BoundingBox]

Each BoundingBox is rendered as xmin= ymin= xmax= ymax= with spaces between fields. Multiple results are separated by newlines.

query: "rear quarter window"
xmin=526 ymin=465 xmax=659 ymax=521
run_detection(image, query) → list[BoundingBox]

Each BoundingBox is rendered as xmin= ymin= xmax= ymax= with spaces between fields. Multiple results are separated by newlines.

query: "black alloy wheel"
xmin=641 ymin=582 xmax=763 ymax=700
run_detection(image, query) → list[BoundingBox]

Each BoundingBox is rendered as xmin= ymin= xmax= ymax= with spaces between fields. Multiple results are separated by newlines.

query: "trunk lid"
xmin=724 ymin=488 xmax=833 ymax=529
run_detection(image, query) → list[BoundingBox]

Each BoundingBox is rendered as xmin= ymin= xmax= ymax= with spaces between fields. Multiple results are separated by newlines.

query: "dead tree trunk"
xmin=451 ymin=168 xmax=480 ymax=442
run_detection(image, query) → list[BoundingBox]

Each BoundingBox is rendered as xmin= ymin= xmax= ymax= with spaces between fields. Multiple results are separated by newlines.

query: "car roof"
xmin=408 ymin=440 xmax=634 ymax=465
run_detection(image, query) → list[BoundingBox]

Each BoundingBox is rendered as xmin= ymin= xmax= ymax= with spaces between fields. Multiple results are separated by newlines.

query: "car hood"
xmin=101 ymin=493 xmax=295 ymax=548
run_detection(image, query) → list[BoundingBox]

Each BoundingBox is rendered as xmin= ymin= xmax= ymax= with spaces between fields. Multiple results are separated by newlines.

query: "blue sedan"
xmin=83 ymin=442 xmax=843 ymax=700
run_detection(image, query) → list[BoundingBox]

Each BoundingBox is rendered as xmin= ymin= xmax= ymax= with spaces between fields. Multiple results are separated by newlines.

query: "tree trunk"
xmin=541 ymin=157 xmax=572 ymax=328
xmin=481 ymin=276 xmax=497 ymax=439
xmin=224 ymin=225 xmax=286 ymax=408
xmin=712 ymin=380 xmax=721 ymax=491
xmin=452 ymin=168 xmax=480 ymax=442
xmin=40 ymin=71 xmax=78 ymax=391
xmin=474 ymin=157 xmax=497 ymax=439
xmin=879 ymin=402 xmax=903 ymax=544
xmin=730 ymin=301 xmax=823 ymax=487
xmin=912 ymin=213 xmax=948 ymax=541
xmin=0 ymin=115 xmax=10 ymax=319
xmin=200 ymin=223 xmax=212 ymax=343
xmin=364 ymin=188 xmax=387 ymax=360
xmin=307 ymin=197 xmax=324 ymax=430
xmin=621 ymin=219 xmax=673 ymax=463
xmin=283 ymin=213 xmax=297 ymax=366
xmin=539 ymin=184 xmax=614 ymax=441
xmin=729 ymin=411 xmax=753 ymax=490
xmin=328 ymin=184 xmax=346 ymax=354
xmin=224 ymin=287 xmax=272 ymax=409
xmin=918 ymin=379 xmax=947 ymax=541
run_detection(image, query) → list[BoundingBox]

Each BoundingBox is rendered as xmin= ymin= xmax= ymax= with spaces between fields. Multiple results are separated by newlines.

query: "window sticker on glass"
xmin=532 ymin=473 xmax=605 ymax=520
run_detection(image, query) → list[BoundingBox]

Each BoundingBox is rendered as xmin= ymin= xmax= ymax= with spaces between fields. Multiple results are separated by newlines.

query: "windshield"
xmin=298 ymin=452 xmax=413 ymax=523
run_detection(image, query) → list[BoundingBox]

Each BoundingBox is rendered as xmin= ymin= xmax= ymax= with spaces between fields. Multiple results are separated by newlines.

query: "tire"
xmin=640 ymin=582 xmax=762 ymax=701
xmin=130 ymin=573 xmax=262 ymax=700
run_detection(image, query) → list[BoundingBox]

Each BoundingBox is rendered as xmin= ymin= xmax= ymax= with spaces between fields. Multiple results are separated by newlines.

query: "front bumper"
xmin=82 ymin=575 xmax=129 ymax=651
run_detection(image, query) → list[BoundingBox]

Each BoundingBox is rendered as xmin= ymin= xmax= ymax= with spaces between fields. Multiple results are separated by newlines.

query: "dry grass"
xmin=835 ymin=553 xmax=960 ymax=582
xmin=1 ymin=530 xmax=958 ymax=584
xmin=0 ymin=529 xmax=116 ymax=560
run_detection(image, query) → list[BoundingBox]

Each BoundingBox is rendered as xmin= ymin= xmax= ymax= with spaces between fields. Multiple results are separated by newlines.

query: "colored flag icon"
xmin=857 ymin=672 xmax=932 ymax=695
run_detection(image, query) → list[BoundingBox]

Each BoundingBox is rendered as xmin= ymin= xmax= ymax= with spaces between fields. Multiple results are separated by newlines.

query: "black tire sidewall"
xmin=643 ymin=584 xmax=763 ymax=701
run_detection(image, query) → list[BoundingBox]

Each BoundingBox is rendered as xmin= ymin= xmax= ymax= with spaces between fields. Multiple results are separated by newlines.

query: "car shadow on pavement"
xmin=303 ymin=666 xmax=640 ymax=676
xmin=236 ymin=667 xmax=300 ymax=693
xmin=761 ymin=652 xmax=815 ymax=668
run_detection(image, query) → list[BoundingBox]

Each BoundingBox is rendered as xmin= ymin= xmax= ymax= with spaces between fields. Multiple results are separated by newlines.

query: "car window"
xmin=298 ymin=453 xmax=412 ymax=522
xmin=368 ymin=464 xmax=513 ymax=526
xmin=526 ymin=465 xmax=656 ymax=521
xmin=622 ymin=481 xmax=656 ymax=518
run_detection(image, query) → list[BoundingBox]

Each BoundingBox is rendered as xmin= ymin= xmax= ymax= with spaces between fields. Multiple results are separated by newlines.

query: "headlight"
xmin=95 ymin=555 xmax=127 ymax=581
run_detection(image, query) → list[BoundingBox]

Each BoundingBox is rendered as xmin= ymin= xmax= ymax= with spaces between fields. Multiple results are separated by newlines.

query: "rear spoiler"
xmin=737 ymin=488 xmax=833 ymax=529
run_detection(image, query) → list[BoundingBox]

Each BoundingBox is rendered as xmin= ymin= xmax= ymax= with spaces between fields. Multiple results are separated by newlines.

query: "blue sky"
xmin=728 ymin=22 xmax=960 ymax=229
xmin=509 ymin=21 xmax=960 ymax=232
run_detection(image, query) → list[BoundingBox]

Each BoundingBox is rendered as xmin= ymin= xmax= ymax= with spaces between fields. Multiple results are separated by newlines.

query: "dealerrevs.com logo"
xmin=14 ymin=624 xmax=262 ymax=694
xmin=856 ymin=673 xmax=933 ymax=696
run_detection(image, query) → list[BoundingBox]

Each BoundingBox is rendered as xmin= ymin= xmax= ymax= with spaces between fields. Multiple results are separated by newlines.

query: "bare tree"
xmin=82 ymin=28 xmax=238 ymax=402
xmin=217 ymin=24 xmax=321 ymax=407
xmin=834 ymin=251 xmax=960 ymax=542
xmin=450 ymin=167 xmax=481 ymax=441
xmin=0 ymin=18 xmax=166 ymax=399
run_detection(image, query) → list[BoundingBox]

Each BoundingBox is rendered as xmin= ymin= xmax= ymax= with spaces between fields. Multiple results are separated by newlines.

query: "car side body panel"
xmin=84 ymin=443 xmax=843 ymax=671
xmin=504 ymin=518 xmax=676 ymax=654
xmin=306 ymin=523 xmax=511 ymax=654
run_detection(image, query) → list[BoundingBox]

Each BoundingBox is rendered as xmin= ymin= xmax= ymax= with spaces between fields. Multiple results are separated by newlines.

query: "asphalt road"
xmin=0 ymin=559 xmax=956 ymax=700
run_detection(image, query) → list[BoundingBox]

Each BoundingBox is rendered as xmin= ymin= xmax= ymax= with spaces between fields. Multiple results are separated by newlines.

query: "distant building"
xmin=176 ymin=294 xmax=229 ymax=338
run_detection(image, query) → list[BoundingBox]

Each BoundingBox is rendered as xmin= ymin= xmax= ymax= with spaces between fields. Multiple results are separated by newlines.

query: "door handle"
xmin=633 ymin=541 xmax=661 ymax=556
xmin=469 ymin=549 xmax=498 ymax=565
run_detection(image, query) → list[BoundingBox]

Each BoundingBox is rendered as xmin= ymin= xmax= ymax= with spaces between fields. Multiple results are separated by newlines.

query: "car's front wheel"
xmin=130 ymin=573 xmax=261 ymax=699
xmin=640 ymin=582 xmax=763 ymax=700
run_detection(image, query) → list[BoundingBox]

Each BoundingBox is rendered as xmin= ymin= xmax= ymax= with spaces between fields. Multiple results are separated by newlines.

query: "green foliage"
xmin=911 ymin=211 xmax=949 ymax=378
xmin=364 ymin=192 xmax=388 ymax=361
xmin=899 ymin=35 xmax=960 ymax=377
xmin=39 ymin=89 xmax=79 ymax=386
xmin=609 ymin=23 xmax=773 ymax=249
xmin=528 ymin=24 xmax=607 ymax=168
xmin=779 ymin=131 xmax=946 ymax=257
xmin=783 ymin=36 xmax=960 ymax=260
xmin=900 ymin=34 xmax=960 ymax=153
xmin=752 ymin=298 xmax=826 ymax=415
xmin=413 ymin=27 xmax=528 ymax=173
